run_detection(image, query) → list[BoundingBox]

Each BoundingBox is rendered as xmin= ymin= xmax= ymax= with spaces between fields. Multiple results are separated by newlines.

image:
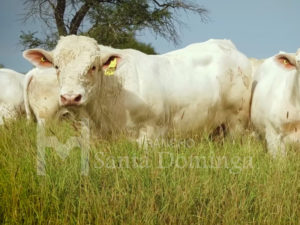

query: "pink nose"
xmin=60 ymin=94 xmax=82 ymax=106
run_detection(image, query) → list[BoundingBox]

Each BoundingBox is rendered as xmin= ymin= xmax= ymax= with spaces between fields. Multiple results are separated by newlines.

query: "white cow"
xmin=251 ymin=49 xmax=300 ymax=157
xmin=249 ymin=58 xmax=264 ymax=76
xmin=23 ymin=35 xmax=252 ymax=143
xmin=24 ymin=67 xmax=73 ymax=124
xmin=0 ymin=68 xmax=24 ymax=124
xmin=248 ymin=58 xmax=264 ymax=122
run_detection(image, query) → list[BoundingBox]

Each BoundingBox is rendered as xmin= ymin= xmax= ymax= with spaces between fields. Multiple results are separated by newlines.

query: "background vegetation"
xmin=20 ymin=0 xmax=208 ymax=53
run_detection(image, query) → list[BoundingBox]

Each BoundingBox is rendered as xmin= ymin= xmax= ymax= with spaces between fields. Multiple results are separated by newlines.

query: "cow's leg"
xmin=137 ymin=125 xmax=154 ymax=148
xmin=281 ymin=127 xmax=300 ymax=151
xmin=125 ymin=98 xmax=166 ymax=148
xmin=0 ymin=104 xmax=18 ymax=125
xmin=137 ymin=124 xmax=167 ymax=149
xmin=265 ymin=126 xmax=286 ymax=158
xmin=226 ymin=112 xmax=248 ymax=136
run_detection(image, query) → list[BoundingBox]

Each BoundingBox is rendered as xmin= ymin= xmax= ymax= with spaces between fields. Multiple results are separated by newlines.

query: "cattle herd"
xmin=0 ymin=35 xmax=300 ymax=157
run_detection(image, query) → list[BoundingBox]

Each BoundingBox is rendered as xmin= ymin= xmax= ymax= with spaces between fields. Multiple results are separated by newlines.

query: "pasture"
xmin=0 ymin=118 xmax=299 ymax=224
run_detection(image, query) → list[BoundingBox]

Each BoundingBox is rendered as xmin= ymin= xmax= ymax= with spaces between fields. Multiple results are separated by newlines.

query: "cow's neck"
xmin=86 ymin=73 xmax=125 ymax=134
xmin=289 ymin=71 xmax=300 ymax=107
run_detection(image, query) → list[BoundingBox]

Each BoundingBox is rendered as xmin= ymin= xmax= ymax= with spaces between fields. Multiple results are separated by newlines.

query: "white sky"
xmin=0 ymin=0 xmax=300 ymax=73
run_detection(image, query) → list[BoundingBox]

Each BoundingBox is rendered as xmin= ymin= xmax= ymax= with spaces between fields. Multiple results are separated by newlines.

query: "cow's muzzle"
xmin=60 ymin=94 xmax=82 ymax=106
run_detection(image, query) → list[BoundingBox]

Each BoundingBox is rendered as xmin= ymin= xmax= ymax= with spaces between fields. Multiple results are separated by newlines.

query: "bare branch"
xmin=69 ymin=2 xmax=92 ymax=34
xmin=54 ymin=0 xmax=67 ymax=35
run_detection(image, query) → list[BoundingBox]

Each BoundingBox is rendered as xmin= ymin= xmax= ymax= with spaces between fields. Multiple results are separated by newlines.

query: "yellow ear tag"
xmin=283 ymin=59 xmax=288 ymax=64
xmin=104 ymin=58 xmax=117 ymax=76
xmin=40 ymin=57 xmax=46 ymax=62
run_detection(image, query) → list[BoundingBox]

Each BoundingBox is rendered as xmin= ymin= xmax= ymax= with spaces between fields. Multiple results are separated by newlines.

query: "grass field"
xmin=0 ymin=118 xmax=299 ymax=224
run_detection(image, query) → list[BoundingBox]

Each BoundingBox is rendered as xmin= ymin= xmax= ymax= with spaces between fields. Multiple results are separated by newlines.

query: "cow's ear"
xmin=102 ymin=55 xmax=121 ymax=76
xmin=275 ymin=53 xmax=296 ymax=70
xmin=102 ymin=56 xmax=120 ymax=69
xmin=23 ymin=49 xmax=53 ymax=68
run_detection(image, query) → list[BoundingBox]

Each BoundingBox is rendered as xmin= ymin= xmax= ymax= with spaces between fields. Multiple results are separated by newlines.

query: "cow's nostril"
xmin=62 ymin=112 xmax=70 ymax=117
xmin=60 ymin=95 xmax=67 ymax=103
xmin=74 ymin=94 xmax=82 ymax=102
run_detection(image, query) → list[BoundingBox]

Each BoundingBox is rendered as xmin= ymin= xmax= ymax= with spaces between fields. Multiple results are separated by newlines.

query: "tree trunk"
xmin=54 ymin=0 xmax=67 ymax=36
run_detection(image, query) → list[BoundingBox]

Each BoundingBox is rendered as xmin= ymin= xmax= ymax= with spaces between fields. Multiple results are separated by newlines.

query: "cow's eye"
xmin=55 ymin=65 xmax=59 ymax=70
xmin=91 ymin=66 xmax=96 ymax=71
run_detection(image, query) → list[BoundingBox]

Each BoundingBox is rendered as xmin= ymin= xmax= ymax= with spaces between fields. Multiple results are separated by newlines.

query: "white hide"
xmin=23 ymin=35 xmax=253 ymax=142
xmin=24 ymin=67 xmax=82 ymax=125
xmin=249 ymin=58 xmax=264 ymax=77
xmin=251 ymin=49 xmax=300 ymax=157
xmin=0 ymin=68 xmax=24 ymax=124
xmin=24 ymin=68 xmax=62 ymax=123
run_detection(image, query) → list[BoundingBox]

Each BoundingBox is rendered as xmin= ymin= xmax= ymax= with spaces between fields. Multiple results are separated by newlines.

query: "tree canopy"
xmin=20 ymin=0 xmax=208 ymax=53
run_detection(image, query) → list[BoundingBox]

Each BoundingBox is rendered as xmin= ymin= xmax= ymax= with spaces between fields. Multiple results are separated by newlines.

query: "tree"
xmin=20 ymin=0 xmax=208 ymax=53
xmin=0 ymin=64 xmax=4 ymax=68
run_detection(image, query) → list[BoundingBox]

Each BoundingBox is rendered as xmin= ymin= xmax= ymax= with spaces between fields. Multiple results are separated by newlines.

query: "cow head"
xmin=23 ymin=35 xmax=120 ymax=107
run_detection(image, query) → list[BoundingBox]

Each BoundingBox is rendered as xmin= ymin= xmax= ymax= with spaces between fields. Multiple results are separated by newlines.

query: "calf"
xmin=24 ymin=68 xmax=73 ymax=124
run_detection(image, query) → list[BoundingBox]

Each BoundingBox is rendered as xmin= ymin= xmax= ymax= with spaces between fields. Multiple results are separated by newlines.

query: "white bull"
xmin=0 ymin=68 xmax=24 ymax=124
xmin=251 ymin=49 xmax=300 ymax=157
xmin=23 ymin=35 xmax=252 ymax=143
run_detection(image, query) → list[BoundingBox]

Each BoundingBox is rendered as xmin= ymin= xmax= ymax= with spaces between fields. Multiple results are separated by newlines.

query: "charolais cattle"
xmin=23 ymin=35 xmax=252 ymax=144
xmin=24 ymin=67 xmax=75 ymax=124
xmin=251 ymin=49 xmax=300 ymax=157
xmin=0 ymin=68 xmax=24 ymax=124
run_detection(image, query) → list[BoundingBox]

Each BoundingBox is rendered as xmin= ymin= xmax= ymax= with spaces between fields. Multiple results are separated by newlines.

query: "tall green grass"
xmin=0 ymin=118 xmax=299 ymax=224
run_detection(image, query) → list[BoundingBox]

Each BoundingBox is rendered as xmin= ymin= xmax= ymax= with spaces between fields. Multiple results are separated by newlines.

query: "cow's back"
xmin=117 ymin=39 xmax=252 ymax=134
xmin=0 ymin=69 xmax=25 ymax=124
xmin=164 ymin=39 xmax=252 ymax=133
xmin=0 ymin=69 xmax=24 ymax=106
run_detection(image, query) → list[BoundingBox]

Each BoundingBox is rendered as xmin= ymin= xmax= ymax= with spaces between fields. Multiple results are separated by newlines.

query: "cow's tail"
xmin=249 ymin=80 xmax=257 ymax=123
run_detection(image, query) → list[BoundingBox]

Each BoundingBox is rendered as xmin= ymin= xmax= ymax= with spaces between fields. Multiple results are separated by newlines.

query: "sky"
xmin=0 ymin=0 xmax=300 ymax=73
